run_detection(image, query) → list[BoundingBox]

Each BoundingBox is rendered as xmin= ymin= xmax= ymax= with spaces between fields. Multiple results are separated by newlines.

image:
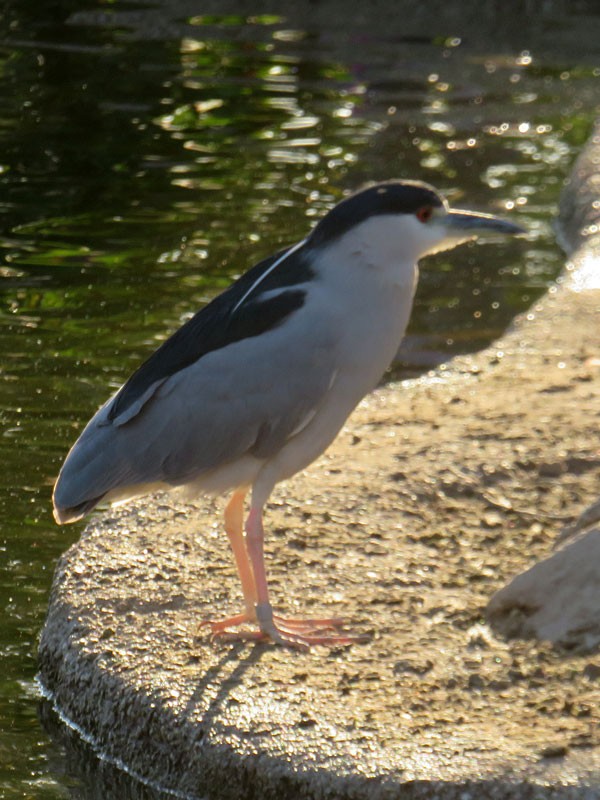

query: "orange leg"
xmin=203 ymin=493 xmax=369 ymax=649
xmin=224 ymin=488 xmax=255 ymax=616
xmin=201 ymin=488 xmax=257 ymax=634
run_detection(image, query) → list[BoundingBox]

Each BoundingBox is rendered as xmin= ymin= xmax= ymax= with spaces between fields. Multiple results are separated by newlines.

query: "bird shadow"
xmin=183 ymin=639 xmax=268 ymax=724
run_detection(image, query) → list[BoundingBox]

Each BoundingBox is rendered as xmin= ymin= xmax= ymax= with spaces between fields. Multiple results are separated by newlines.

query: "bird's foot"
xmin=201 ymin=604 xmax=369 ymax=650
xmin=200 ymin=612 xmax=251 ymax=636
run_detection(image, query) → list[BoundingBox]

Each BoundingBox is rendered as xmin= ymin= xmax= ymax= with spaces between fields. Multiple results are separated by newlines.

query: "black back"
xmin=107 ymin=245 xmax=313 ymax=422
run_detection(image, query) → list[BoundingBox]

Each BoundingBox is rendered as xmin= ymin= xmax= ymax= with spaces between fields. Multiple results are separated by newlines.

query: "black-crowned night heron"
xmin=53 ymin=180 xmax=524 ymax=649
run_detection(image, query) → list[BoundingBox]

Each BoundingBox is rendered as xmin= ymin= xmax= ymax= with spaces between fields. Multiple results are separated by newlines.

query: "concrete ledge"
xmin=38 ymin=129 xmax=600 ymax=797
xmin=38 ymin=278 xmax=600 ymax=798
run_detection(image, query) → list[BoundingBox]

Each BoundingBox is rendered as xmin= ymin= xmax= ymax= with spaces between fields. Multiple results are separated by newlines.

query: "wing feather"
xmin=107 ymin=243 xmax=314 ymax=424
xmin=53 ymin=295 xmax=338 ymax=513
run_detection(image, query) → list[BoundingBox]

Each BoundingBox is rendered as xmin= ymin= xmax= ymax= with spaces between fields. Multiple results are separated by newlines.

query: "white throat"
xmin=316 ymin=214 xmax=424 ymax=292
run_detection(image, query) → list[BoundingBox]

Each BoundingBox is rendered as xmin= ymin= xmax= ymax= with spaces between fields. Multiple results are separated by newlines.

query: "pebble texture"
xmin=38 ymin=127 xmax=600 ymax=798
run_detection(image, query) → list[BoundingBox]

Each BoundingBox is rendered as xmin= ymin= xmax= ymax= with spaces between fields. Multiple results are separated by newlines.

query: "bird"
xmin=53 ymin=180 xmax=524 ymax=649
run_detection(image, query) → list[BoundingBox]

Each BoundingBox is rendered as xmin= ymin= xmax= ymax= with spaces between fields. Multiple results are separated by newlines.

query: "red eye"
xmin=416 ymin=206 xmax=433 ymax=223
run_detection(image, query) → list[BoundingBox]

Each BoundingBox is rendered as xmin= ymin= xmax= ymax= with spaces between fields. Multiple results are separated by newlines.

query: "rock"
xmin=487 ymin=530 xmax=600 ymax=651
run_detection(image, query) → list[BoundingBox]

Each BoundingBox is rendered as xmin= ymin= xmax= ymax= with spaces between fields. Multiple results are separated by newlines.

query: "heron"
xmin=53 ymin=180 xmax=524 ymax=649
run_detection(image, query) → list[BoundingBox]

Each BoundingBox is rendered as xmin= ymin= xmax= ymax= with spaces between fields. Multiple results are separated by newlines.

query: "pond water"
xmin=1 ymin=1 xmax=599 ymax=797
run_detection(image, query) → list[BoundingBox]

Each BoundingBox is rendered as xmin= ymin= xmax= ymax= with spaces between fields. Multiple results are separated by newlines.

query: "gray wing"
xmin=53 ymin=311 xmax=338 ymax=512
xmin=159 ymin=326 xmax=337 ymax=480
xmin=107 ymin=242 xmax=312 ymax=425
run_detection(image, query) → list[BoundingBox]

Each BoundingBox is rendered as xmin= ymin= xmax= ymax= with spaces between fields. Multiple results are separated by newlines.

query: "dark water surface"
xmin=1 ymin=1 xmax=599 ymax=797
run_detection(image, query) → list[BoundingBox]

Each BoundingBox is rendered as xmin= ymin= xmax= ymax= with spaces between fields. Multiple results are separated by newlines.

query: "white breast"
xmin=250 ymin=217 xmax=420 ymax=505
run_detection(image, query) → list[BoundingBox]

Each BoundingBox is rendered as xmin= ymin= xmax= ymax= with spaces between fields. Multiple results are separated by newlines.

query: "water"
xmin=1 ymin=2 xmax=599 ymax=797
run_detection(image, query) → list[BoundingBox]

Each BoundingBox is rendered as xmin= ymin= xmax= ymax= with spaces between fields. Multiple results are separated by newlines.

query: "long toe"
xmin=202 ymin=609 xmax=370 ymax=649
xmin=271 ymin=614 xmax=345 ymax=634
xmin=268 ymin=625 xmax=370 ymax=650
xmin=201 ymin=612 xmax=253 ymax=636
xmin=263 ymin=615 xmax=371 ymax=650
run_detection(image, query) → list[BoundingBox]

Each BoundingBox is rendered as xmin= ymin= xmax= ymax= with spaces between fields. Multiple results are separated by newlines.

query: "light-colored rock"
xmin=487 ymin=530 xmax=600 ymax=651
xmin=558 ymin=500 xmax=600 ymax=546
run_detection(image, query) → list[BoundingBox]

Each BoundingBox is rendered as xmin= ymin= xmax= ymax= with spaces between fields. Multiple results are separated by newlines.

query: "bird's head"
xmin=309 ymin=180 xmax=525 ymax=263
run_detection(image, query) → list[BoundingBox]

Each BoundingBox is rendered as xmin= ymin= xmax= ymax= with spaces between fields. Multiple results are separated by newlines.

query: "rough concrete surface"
xmin=38 ymin=138 xmax=600 ymax=797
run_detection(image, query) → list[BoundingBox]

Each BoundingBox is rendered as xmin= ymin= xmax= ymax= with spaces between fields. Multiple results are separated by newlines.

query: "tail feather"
xmin=52 ymin=412 xmax=136 ymax=524
xmin=53 ymin=493 xmax=105 ymax=525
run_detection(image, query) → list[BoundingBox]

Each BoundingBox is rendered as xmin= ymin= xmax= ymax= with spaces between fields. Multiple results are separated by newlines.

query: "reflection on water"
xmin=0 ymin=2 xmax=599 ymax=797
